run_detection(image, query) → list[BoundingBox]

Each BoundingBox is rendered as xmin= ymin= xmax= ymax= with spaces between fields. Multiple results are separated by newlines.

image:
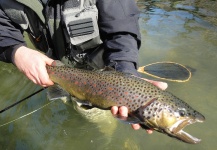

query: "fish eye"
xmin=179 ymin=109 xmax=187 ymax=117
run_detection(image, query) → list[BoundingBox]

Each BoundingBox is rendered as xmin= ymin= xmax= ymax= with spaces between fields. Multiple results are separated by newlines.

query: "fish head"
xmin=140 ymin=94 xmax=205 ymax=144
xmin=161 ymin=106 xmax=205 ymax=144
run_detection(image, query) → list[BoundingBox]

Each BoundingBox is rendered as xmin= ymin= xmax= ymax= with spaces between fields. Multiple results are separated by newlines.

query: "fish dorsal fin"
xmin=51 ymin=60 xmax=65 ymax=67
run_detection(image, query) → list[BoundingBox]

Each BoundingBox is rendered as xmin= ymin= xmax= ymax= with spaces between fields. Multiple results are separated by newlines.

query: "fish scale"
xmin=46 ymin=60 xmax=205 ymax=144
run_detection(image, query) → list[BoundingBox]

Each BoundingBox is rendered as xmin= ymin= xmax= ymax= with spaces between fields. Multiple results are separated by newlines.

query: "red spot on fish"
xmin=75 ymin=81 xmax=79 ymax=85
xmin=93 ymin=83 xmax=97 ymax=88
xmin=107 ymin=87 xmax=113 ymax=91
xmin=107 ymin=96 xmax=111 ymax=100
xmin=124 ymin=92 xmax=129 ymax=95
xmin=101 ymin=81 xmax=105 ymax=86
xmin=48 ymin=71 xmax=54 ymax=75
xmin=134 ymin=95 xmax=139 ymax=99
xmin=98 ymin=91 xmax=103 ymax=95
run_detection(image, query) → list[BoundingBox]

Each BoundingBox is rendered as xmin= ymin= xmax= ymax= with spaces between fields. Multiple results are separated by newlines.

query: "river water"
xmin=0 ymin=0 xmax=217 ymax=149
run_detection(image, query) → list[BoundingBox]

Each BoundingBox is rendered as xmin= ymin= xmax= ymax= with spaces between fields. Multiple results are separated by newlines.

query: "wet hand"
xmin=13 ymin=46 xmax=54 ymax=87
xmin=111 ymin=79 xmax=168 ymax=133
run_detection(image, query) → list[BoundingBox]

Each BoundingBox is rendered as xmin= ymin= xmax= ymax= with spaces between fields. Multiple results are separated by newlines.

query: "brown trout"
xmin=47 ymin=60 xmax=205 ymax=144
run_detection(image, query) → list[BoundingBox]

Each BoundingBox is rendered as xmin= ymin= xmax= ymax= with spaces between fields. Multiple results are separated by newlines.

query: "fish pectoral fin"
xmin=47 ymin=85 xmax=70 ymax=102
xmin=113 ymin=114 xmax=142 ymax=124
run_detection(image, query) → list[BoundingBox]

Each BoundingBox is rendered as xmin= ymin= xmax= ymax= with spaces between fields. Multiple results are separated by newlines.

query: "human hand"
xmin=13 ymin=46 xmax=54 ymax=87
xmin=111 ymin=79 xmax=168 ymax=134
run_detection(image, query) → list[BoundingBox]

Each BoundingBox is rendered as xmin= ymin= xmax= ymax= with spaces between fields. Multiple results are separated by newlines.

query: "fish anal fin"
xmin=47 ymin=85 xmax=70 ymax=102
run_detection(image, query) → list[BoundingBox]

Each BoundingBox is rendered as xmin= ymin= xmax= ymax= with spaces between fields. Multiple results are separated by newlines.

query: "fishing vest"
xmin=0 ymin=0 xmax=103 ymax=67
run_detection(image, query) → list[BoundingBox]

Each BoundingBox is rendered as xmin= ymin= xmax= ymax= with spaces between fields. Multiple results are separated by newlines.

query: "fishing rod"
xmin=0 ymin=88 xmax=46 ymax=113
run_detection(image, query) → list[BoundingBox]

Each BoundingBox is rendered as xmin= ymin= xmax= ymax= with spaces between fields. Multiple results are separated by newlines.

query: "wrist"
xmin=12 ymin=45 xmax=29 ymax=65
xmin=109 ymin=60 xmax=141 ymax=77
xmin=0 ymin=43 xmax=26 ymax=63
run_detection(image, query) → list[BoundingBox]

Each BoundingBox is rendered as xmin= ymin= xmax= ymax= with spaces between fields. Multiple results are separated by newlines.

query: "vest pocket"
xmin=62 ymin=5 xmax=102 ymax=49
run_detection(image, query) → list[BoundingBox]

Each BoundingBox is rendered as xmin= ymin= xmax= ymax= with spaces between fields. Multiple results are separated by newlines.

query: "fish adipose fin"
xmin=51 ymin=60 xmax=65 ymax=67
xmin=100 ymin=66 xmax=115 ymax=72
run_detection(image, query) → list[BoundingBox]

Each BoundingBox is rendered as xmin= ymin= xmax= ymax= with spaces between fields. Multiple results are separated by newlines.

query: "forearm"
xmin=97 ymin=0 xmax=141 ymax=76
xmin=103 ymin=33 xmax=140 ymax=76
xmin=0 ymin=43 xmax=26 ymax=63
xmin=0 ymin=8 xmax=26 ymax=63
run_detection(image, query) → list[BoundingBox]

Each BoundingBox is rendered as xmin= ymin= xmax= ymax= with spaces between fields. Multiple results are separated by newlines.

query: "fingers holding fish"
xmin=13 ymin=46 xmax=54 ymax=87
xmin=111 ymin=106 xmax=139 ymax=130
xmin=143 ymin=79 xmax=168 ymax=90
xmin=111 ymin=106 xmax=153 ymax=132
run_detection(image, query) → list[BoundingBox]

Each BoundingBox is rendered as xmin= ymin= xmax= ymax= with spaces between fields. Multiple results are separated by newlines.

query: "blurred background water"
xmin=0 ymin=0 xmax=217 ymax=149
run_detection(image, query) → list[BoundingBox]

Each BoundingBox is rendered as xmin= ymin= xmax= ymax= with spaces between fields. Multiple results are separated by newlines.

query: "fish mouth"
xmin=167 ymin=117 xmax=205 ymax=144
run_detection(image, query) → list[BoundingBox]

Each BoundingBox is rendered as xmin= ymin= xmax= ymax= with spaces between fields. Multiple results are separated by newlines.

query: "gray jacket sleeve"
xmin=97 ymin=0 xmax=141 ymax=76
xmin=0 ymin=8 xmax=26 ymax=62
